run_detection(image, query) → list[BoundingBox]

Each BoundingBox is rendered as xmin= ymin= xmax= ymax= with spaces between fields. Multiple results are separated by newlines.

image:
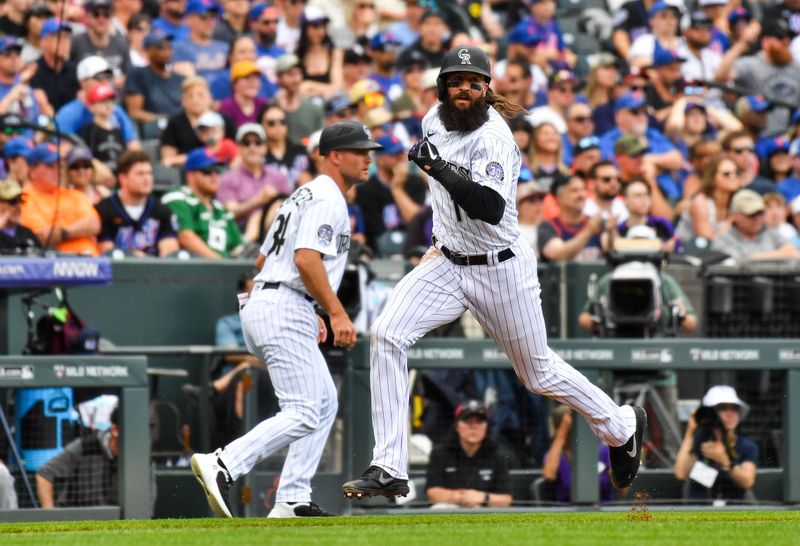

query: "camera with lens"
xmin=694 ymin=405 xmax=724 ymax=441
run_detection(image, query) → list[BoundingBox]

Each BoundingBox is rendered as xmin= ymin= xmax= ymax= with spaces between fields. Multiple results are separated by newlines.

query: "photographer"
xmin=674 ymin=386 xmax=758 ymax=502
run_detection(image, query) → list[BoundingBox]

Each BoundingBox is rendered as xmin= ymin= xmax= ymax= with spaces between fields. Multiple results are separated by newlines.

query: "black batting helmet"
xmin=436 ymin=45 xmax=492 ymax=101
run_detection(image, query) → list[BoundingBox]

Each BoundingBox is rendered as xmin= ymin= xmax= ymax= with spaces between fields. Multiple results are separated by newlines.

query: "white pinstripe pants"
xmin=370 ymin=239 xmax=636 ymax=479
xmin=219 ymin=285 xmax=337 ymax=503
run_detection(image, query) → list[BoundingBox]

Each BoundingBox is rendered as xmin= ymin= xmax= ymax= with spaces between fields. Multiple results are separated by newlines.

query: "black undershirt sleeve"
xmin=428 ymin=161 xmax=505 ymax=225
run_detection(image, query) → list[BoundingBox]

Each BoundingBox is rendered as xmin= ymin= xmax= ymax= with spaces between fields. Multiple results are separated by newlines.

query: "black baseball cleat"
xmin=268 ymin=501 xmax=333 ymax=518
xmin=341 ymin=466 xmax=410 ymax=499
xmin=609 ymin=406 xmax=647 ymax=490
xmin=191 ymin=449 xmax=234 ymax=518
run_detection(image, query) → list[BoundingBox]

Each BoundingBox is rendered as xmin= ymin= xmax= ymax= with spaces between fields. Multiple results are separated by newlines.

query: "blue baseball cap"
xmin=28 ymin=143 xmax=59 ymax=165
xmin=369 ymin=31 xmax=400 ymax=52
xmin=40 ymin=17 xmax=71 ymax=38
xmin=792 ymin=109 xmax=800 ymax=126
xmin=186 ymin=0 xmax=220 ymax=16
xmin=66 ymin=146 xmax=93 ymax=166
xmin=762 ymin=136 xmax=791 ymax=159
xmin=375 ymin=135 xmax=403 ymax=155
xmin=3 ymin=137 xmax=33 ymax=160
xmin=745 ymin=94 xmax=770 ymax=113
xmin=0 ymin=37 xmax=21 ymax=53
xmin=651 ymin=42 xmax=686 ymax=68
xmin=248 ymin=2 xmax=273 ymax=21
xmin=144 ymin=29 xmax=173 ymax=48
xmin=185 ymin=147 xmax=222 ymax=171
xmin=648 ymin=1 xmax=679 ymax=19
xmin=508 ymin=22 xmax=543 ymax=47
xmin=614 ymin=91 xmax=647 ymax=112
xmin=728 ymin=6 xmax=751 ymax=26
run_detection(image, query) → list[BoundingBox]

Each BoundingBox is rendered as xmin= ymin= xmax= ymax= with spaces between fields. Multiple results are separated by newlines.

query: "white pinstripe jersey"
xmin=254 ymin=175 xmax=351 ymax=294
xmin=422 ymin=104 xmax=521 ymax=253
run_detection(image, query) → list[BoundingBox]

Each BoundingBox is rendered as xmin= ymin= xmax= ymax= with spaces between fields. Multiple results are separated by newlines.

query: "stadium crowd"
xmin=0 ymin=0 xmax=798 ymax=509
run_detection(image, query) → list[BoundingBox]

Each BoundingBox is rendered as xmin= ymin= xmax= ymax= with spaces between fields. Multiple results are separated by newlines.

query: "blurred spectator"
xmin=538 ymin=175 xmax=603 ymax=262
xmin=644 ymin=43 xmax=686 ymax=122
xmin=763 ymin=192 xmax=798 ymax=241
xmin=397 ymin=9 xmax=448 ymax=70
xmin=219 ymin=61 xmax=268 ymax=125
xmin=563 ymin=103 xmax=595 ymax=166
xmin=56 ymin=56 xmax=140 ymax=149
xmin=213 ymin=0 xmax=249 ymax=44
xmin=0 ymin=457 xmax=17 ymax=509
xmin=528 ymin=121 xmax=568 ymax=195
xmin=593 ymin=66 xmax=647 ymax=135
xmin=0 ymin=0 xmax=31 ymax=37
xmin=272 ymin=53 xmax=324 ymax=144
xmin=425 ymin=400 xmax=512 ymax=509
xmin=385 ymin=0 xmax=424 ymax=48
xmin=171 ymin=0 xmax=229 ymax=80
xmin=275 ymin=0 xmax=305 ymax=54
xmin=778 ymin=138 xmax=800 ymax=202
xmin=296 ymin=5 xmax=343 ymax=98
xmin=65 ymin=146 xmax=110 ymax=205
xmin=244 ymin=192 xmax=289 ymax=249
xmin=36 ymin=407 xmax=120 ymax=507
xmin=0 ymin=178 xmax=40 ymax=254
xmin=570 ymin=136 xmax=602 ymax=179
xmin=600 ymin=92 xmax=683 ymax=203
xmin=152 ymin=0 xmax=189 ymax=42
xmin=96 ymin=150 xmax=179 ymax=256
xmin=0 ymin=37 xmax=44 ymax=127
xmin=354 ymin=134 xmax=426 ymax=254
xmin=722 ymin=130 xmax=774 ymax=195
xmin=20 ymin=4 xmax=55 ymax=63
xmin=542 ymin=405 xmax=612 ymax=503
xmin=126 ymin=13 xmax=152 ymax=67
xmin=681 ymin=12 xmax=721 ymax=85
xmin=160 ymin=76 xmax=235 ymax=167
xmin=124 ymin=30 xmax=185 ymax=123
xmin=328 ymin=0 xmax=379 ymax=50
xmin=366 ymin=30 xmax=403 ymax=103
xmin=195 ymin=111 xmax=237 ymax=166
xmin=162 ymin=147 xmax=243 ymax=258
xmin=616 ymin=179 xmax=677 ymax=252
xmin=734 ymin=19 xmax=800 ymax=137
xmin=209 ymin=35 xmax=278 ymax=102
xmin=21 ymin=143 xmax=101 ymax=255
xmin=218 ymin=123 xmax=292 ymax=229
xmin=29 ymin=17 xmax=79 ymax=113
xmin=761 ymin=137 xmax=793 ymax=183
xmin=349 ymin=77 xmax=385 ymax=123
xmin=516 ymin=181 xmax=546 ymax=255
xmin=247 ymin=2 xmax=285 ymax=58
xmin=261 ymin=104 xmax=309 ymax=184
xmin=735 ymin=94 xmax=770 ymax=144
xmin=70 ymin=0 xmax=132 ymax=80
xmin=585 ymin=53 xmax=618 ymax=112
xmin=764 ymin=0 xmax=800 ymax=40
xmin=501 ymin=57 xmax=536 ymax=112
xmin=627 ymin=1 xmax=681 ymax=67
xmin=614 ymin=135 xmax=674 ymax=219
xmin=674 ymin=386 xmax=758 ymax=502
xmin=677 ymin=140 xmax=722 ymax=213
xmin=342 ymin=45 xmax=371 ymax=90
xmin=711 ymin=189 xmax=799 ymax=261
xmin=665 ymin=99 xmax=742 ymax=161
xmin=676 ymin=154 xmax=739 ymax=242
xmin=403 ymin=204 xmax=433 ymax=262
xmin=584 ymin=160 xmax=628 ymax=223
xmin=527 ymin=69 xmax=576 ymax=134
xmin=391 ymin=52 xmax=426 ymax=121
xmin=2 ymin=136 xmax=32 ymax=186
xmin=112 ymin=0 xmax=143 ymax=38
xmin=79 ymin=83 xmax=127 ymax=171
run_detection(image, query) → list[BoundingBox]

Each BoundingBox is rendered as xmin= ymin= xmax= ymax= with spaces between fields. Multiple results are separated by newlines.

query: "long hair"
xmin=485 ymin=87 xmax=529 ymax=119
xmin=701 ymin=153 xmax=735 ymax=198
xmin=528 ymin=121 xmax=568 ymax=174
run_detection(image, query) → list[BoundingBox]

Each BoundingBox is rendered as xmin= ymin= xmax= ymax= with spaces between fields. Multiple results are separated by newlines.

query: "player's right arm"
xmin=294 ymin=249 xmax=355 ymax=349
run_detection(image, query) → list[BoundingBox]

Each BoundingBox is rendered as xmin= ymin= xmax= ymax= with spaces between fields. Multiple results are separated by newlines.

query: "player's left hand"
xmin=330 ymin=310 xmax=357 ymax=350
xmin=408 ymin=139 xmax=440 ymax=172
xmin=316 ymin=314 xmax=328 ymax=344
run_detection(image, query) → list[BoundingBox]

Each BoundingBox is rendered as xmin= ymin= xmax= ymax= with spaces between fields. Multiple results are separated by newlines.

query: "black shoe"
xmin=341 ymin=466 xmax=410 ymax=499
xmin=191 ymin=449 xmax=234 ymax=518
xmin=609 ymin=406 xmax=647 ymax=489
xmin=269 ymin=501 xmax=333 ymax=517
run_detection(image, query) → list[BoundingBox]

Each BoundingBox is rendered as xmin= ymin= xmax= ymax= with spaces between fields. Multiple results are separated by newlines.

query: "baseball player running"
xmin=342 ymin=46 xmax=646 ymax=500
xmin=192 ymin=121 xmax=382 ymax=518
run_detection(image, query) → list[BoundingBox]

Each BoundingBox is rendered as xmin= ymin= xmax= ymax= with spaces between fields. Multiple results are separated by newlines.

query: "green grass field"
xmin=1 ymin=512 xmax=799 ymax=546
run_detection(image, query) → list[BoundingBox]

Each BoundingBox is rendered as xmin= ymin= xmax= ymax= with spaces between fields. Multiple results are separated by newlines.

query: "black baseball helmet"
xmin=319 ymin=120 xmax=383 ymax=155
xmin=436 ymin=45 xmax=492 ymax=101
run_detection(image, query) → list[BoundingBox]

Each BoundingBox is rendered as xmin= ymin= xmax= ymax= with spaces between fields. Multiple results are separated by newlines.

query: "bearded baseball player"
xmin=341 ymin=46 xmax=646 ymax=500
xmin=192 ymin=121 xmax=382 ymax=518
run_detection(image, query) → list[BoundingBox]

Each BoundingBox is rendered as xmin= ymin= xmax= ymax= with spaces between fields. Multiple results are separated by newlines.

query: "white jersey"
xmin=422 ymin=105 xmax=521 ymax=254
xmin=254 ymin=174 xmax=351 ymax=294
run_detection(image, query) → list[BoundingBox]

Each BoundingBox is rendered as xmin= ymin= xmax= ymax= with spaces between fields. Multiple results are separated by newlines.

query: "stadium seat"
xmin=153 ymin=164 xmax=182 ymax=192
xmin=141 ymin=139 xmax=161 ymax=164
xmin=376 ymin=230 xmax=407 ymax=259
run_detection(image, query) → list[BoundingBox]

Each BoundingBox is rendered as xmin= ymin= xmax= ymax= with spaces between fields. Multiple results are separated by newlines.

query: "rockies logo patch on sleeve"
xmin=318 ymin=224 xmax=333 ymax=246
xmin=486 ymin=161 xmax=504 ymax=181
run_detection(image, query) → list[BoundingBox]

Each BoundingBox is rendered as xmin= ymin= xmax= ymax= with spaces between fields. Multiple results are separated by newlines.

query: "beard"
xmin=258 ymin=31 xmax=276 ymax=46
xmin=438 ymin=94 xmax=489 ymax=133
xmin=766 ymin=44 xmax=794 ymax=66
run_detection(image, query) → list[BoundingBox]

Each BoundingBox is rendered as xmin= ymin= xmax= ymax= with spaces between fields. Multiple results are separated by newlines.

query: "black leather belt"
xmin=261 ymin=281 xmax=314 ymax=302
xmin=439 ymin=245 xmax=515 ymax=266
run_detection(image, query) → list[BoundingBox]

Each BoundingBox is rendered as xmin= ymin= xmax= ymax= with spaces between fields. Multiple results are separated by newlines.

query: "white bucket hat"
xmin=702 ymin=385 xmax=750 ymax=420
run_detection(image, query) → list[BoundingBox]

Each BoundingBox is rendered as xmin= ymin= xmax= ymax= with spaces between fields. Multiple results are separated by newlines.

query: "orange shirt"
xmin=20 ymin=185 xmax=100 ymax=256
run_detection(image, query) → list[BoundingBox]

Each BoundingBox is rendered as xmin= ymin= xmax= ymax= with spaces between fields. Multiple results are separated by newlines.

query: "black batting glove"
xmin=408 ymin=139 xmax=441 ymax=172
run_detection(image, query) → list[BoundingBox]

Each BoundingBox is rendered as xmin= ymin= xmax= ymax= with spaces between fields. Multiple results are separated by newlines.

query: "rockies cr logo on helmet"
xmin=458 ymin=48 xmax=471 ymax=65
xmin=436 ymin=45 xmax=492 ymax=101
